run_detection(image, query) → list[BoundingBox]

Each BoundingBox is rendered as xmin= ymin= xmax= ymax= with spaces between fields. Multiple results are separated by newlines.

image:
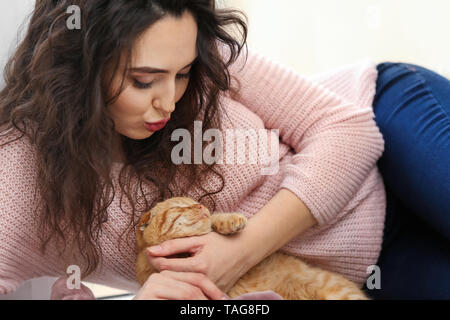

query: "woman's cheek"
xmin=118 ymin=88 xmax=152 ymax=114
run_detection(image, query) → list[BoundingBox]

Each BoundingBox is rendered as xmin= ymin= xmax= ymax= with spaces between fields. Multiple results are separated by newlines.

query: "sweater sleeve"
xmin=220 ymin=44 xmax=385 ymax=225
xmin=0 ymin=129 xmax=45 ymax=295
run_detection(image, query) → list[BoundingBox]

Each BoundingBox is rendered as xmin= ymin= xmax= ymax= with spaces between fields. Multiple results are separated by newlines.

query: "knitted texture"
xmin=0 ymin=47 xmax=385 ymax=296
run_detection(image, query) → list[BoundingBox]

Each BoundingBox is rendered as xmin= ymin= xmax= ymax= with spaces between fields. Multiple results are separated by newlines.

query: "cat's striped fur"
xmin=136 ymin=197 xmax=369 ymax=300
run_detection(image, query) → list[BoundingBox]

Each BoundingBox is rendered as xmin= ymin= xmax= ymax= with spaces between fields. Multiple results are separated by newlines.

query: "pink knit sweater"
xmin=0 ymin=46 xmax=386 ymax=296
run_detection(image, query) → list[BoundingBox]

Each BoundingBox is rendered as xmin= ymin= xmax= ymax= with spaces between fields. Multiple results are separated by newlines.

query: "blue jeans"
xmin=363 ymin=62 xmax=450 ymax=299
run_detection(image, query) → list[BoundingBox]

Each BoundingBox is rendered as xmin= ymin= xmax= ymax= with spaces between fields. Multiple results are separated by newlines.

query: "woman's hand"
xmin=146 ymin=231 xmax=252 ymax=293
xmin=133 ymin=270 xmax=227 ymax=300
xmin=146 ymin=189 xmax=317 ymax=294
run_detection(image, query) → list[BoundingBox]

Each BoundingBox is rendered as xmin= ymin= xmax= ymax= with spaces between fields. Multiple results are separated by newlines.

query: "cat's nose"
xmin=201 ymin=206 xmax=210 ymax=218
xmin=194 ymin=204 xmax=209 ymax=218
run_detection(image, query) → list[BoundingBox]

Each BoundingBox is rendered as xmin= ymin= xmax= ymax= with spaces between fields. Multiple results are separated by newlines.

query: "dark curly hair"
xmin=0 ymin=0 xmax=248 ymax=279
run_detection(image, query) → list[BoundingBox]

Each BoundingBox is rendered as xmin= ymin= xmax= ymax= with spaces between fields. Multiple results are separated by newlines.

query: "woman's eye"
xmin=176 ymin=71 xmax=191 ymax=80
xmin=133 ymin=80 xmax=154 ymax=89
xmin=133 ymin=72 xmax=191 ymax=90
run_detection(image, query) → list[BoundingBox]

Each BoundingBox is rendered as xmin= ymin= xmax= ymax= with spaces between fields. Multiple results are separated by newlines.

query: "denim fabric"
xmin=364 ymin=62 xmax=450 ymax=299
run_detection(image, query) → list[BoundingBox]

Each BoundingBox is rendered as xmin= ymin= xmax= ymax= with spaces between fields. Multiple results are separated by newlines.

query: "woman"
xmin=0 ymin=0 xmax=446 ymax=300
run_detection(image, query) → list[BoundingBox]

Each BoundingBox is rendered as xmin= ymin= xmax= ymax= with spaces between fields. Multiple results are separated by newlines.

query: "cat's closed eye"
xmin=166 ymin=252 xmax=191 ymax=259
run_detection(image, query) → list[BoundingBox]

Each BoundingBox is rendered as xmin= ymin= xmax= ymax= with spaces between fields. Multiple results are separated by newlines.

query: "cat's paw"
xmin=211 ymin=213 xmax=247 ymax=235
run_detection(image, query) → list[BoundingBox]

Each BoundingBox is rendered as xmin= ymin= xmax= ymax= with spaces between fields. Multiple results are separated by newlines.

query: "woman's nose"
xmin=153 ymin=81 xmax=176 ymax=114
xmin=153 ymin=99 xmax=175 ymax=115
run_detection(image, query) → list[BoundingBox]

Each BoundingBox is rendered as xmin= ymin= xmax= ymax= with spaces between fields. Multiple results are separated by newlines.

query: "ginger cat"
xmin=136 ymin=197 xmax=369 ymax=300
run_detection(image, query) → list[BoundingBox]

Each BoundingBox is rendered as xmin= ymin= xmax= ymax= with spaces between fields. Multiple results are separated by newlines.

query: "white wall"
xmin=0 ymin=0 xmax=35 ymax=87
xmin=2 ymin=1 xmax=449 ymax=81
xmin=225 ymin=0 xmax=450 ymax=77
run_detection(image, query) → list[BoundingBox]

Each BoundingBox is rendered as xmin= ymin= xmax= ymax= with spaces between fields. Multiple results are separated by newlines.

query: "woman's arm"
xmin=234 ymin=188 xmax=317 ymax=270
xmin=220 ymin=42 xmax=384 ymax=226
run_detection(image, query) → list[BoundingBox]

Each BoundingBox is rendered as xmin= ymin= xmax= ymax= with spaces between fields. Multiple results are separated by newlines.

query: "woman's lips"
xmin=145 ymin=119 xmax=169 ymax=132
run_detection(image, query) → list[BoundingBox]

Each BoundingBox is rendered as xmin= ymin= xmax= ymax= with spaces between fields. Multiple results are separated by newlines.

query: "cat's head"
xmin=136 ymin=197 xmax=212 ymax=247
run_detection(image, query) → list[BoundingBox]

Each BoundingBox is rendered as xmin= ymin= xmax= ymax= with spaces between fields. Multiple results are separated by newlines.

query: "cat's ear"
xmin=141 ymin=214 xmax=150 ymax=224
xmin=138 ymin=212 xmax=152 ymax=231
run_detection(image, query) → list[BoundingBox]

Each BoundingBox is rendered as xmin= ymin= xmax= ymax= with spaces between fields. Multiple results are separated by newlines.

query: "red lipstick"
xmin=145 ymin=119 xmax=169 ymax=132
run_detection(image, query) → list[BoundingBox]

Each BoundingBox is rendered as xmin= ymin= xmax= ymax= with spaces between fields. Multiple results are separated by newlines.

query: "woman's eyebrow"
xmin=129 ymin=57 xmax=198 ymax=74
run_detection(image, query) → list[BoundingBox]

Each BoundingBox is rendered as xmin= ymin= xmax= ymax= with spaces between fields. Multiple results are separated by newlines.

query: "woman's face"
xmin=106 ymin=11 xmax=198 ymax=142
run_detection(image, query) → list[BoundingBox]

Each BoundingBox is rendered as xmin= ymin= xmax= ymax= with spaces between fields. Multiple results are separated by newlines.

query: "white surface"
xmin=99 ymin=294 xmax=135 ymax=300
xmin=0 ymin=277 xmax=57 ymax=300
xmin=84 ymin=282 xmax=133 ymax=299
xmin=0 ymin=277 xmax=135 ymax=300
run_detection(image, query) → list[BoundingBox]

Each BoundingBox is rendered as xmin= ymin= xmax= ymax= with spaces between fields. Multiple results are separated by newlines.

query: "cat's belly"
xmin=227 ymin=252 xmax=309 ymax=299
xmin=227 ymin=252 xmax=369 ymax=300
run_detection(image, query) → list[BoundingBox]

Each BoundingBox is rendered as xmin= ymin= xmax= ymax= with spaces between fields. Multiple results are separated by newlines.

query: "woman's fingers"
xmin=147 ymin=237 xmax=202 ymax=257
xmin=160 ymin=270 xmax=227 ymax=300
xmin=147 ymin=253 xmax=207 ymax=274
xmin=134 ymin=272 xmax=210 ymax=300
